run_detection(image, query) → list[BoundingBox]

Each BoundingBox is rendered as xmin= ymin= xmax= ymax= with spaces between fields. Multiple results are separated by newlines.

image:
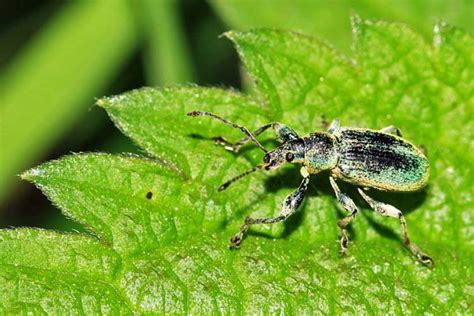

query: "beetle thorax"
xmin=303 ymin=132 xmax=338 ymax=173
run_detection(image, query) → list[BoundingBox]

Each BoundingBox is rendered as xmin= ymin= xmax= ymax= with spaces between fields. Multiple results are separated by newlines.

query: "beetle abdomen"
xmin=334 ymin=129 xmax=429 ymax=192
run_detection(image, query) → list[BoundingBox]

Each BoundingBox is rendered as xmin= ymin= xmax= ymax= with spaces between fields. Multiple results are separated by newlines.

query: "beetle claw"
xmin=229 ymin=235 xmax=242 ymax=249
xmin=419 ymin=254 xmax=434 ymax=267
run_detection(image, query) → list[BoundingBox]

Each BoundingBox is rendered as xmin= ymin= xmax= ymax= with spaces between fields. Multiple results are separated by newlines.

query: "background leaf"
xmin=0 ymin=0 xmax=139 ymax=203
xmin=1 ymin=19 xmax=473 ymax=314
xmin=139 ymin=0 xmax=195 ymax=85
xmin=211 ymin=0 xmax=474 ymax=53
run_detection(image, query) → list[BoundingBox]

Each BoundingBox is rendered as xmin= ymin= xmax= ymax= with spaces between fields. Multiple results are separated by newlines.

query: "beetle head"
xmin=218 ymin=138 xmax=305 ymax=191
xmin=262 ymin=139 xmax=305 ymax=171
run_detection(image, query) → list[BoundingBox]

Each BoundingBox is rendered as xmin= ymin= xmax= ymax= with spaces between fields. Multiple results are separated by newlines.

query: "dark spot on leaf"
xmin=146 ymin=191 xmax=153 ymax=200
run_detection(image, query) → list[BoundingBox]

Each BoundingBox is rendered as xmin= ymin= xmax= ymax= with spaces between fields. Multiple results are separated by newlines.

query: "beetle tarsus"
xmin=229 ymin=235 xmax=242 ymax=249
xmin=419 ymin=254 xmax=434 ymax=267
xmin=229 ymin=222 xmax=249 ymax=249
xmin=339 ymin=231 xmax=349 ymax=255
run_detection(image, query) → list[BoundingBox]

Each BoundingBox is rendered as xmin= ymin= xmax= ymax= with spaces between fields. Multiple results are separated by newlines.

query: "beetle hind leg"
xmin=357 ymin=189 xmax=433 ymax=266
xmin=329 ymin=177 xmax=359 ymax=255
xmin=229 ymin=176 xmax=309 ymax=248
xmin=380 ymin=125 xmax=403 ymax=137
xmin=327 ymin=119 xmax=341 ymax=135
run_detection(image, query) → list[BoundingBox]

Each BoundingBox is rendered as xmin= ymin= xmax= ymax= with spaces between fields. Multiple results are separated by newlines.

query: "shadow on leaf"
xmin=234 ymin=164 xmax=429 ymax=243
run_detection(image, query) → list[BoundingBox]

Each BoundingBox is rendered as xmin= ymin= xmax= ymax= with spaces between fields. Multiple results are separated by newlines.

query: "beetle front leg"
xmin=329 ymin=177 xmax=358 ymax=254
xmin=213 ymin=123 xmax=273 ymax=152
xmin=380 ymin=125 xmax=403 ymax=137
xmin=214 ymin=123 xmax=299 ymax=153
xmin=229 ymin=176 xmax=309 ymax=248
xmin=358 ymin=189 xmax=433 ymax=266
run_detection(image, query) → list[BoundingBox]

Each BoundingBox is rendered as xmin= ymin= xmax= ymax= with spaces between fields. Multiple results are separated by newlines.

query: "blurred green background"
xmin=0 ymin=0 xmax=472 ymax=231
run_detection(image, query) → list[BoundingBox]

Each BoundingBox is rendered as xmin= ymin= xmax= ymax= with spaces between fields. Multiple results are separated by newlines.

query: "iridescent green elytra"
xmin=188 ymin=111 xmax=433 ymax=266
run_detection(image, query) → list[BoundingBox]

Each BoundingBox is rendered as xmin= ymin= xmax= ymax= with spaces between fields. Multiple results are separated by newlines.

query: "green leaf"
xmin=224 ymin=29 xmax=357 ymax=120
xmin=97 ymin=86 xmax=267 ymax=180
xmin=211 ymin=0 xmax=474 ymax=53
xmin=0 ymin=228 xmax=129 ymax=313
xmin=21 ymin=154 xmax=184 ymax=255
xmin=1 ymin=19 xmax=473 ymax=313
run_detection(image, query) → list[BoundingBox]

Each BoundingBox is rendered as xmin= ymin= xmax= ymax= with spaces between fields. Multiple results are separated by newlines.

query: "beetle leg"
xmin=419 ymin=145 xmax=428 ymax=156
xmin=379 ymin=125 xmax=429 ymax=157
xmin=321 ymin=115 xmax=329 ymax=130
xmin=229 ymin=176 xmax=309 ymax=248
xmin=327 ymin=119 xmax=341 ymax=135
xmin=188 ymin=111 xmax=268 ymax=153
xmin=329 ymin=177 xmax=358 ymax=254
xmin=357 ymin=189 xmax=433 ymax=266
xmin=380 ymin=125 xmax=403 ymax=137
xmin=214 ymin=123 xmax=273 ymax=152
xmin=273 ymin=123 xmax=299 ymax=143
xmin=214 ymin=123 xmax=299 ymax=152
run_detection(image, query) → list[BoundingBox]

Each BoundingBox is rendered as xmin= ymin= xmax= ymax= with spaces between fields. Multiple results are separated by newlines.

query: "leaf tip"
xmin=218 ymin=31 xmax=228 ymax=39
xmin=350 ymin=13 xmax=362 ymax=24
xmin=350 ymin=13 xmax=364 ymax=37
xmin=221 ymin=30 xmax=234 ymax=39
xmin=95 ymin=98 xmax=108 ymax=108
xmin=433 ymin=20 xmax=454 ymax=47
xmin=20 ymin=167 xmax=44 ymax=181
xmin=96 ymin=94 xmax=127 ymax=109
xmin=222 ymin=30 xmax=242 ymax=43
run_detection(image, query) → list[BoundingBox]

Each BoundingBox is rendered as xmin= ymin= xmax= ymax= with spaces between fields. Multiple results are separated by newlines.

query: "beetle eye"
xmin=286 ymin=152 xmax=294 ymax=162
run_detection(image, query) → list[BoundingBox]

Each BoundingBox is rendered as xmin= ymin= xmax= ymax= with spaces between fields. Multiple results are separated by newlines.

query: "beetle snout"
xmin=263 ymin=154 xmax=271 ymax=163
xmin=263 ymin=154 xmax=272 ymax=170
xmin=262 ymin=152 xmax=284 ymax=170
xmin=263 ymin=153 xmax=277 ymax=170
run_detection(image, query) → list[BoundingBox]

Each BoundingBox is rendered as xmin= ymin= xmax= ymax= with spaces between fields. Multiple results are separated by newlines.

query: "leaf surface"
xmin=1 ymin=19 xmax=473 ymax=314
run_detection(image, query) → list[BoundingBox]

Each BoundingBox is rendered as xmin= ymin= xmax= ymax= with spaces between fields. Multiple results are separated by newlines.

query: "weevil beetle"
xmin=187 ymin=111 xmax=433 ymax=266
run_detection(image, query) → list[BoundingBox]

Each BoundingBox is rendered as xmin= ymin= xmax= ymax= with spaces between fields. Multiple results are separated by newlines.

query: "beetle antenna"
xmin=218 ymin=164 xmax=265 ymax=191
xmin=187 ymin=111 xmax=268 ymax=153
